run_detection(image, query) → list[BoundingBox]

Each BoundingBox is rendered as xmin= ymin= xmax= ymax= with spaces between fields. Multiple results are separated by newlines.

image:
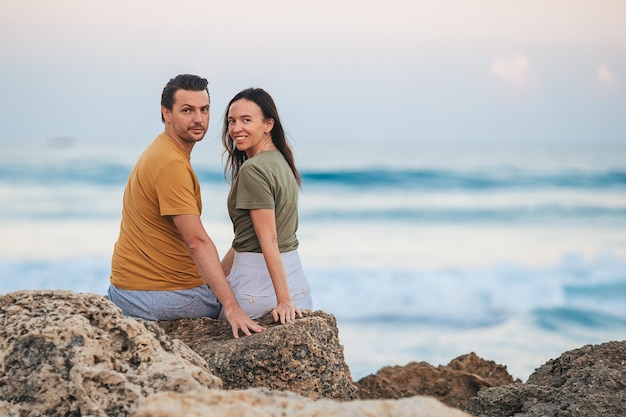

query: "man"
xmin=109 ymin=74 xmax=264 ymax=338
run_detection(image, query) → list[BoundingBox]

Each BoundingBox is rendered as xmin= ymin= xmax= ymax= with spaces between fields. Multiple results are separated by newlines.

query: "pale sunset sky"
xmin=1 ymin=0 xmax=625 ymax=150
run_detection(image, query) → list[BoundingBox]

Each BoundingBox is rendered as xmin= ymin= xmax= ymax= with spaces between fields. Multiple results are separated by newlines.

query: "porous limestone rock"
xmin=468 ymin=340 xmax=626 ymax=417
xmin=0 ymin=290 xmax=221 ymax=417
xmin=134 ymin=387 xmax=474 ymax=417
xmin=356 ymin=352 xmax=516 ymax=410
xmin=158 ymin=310 xmax=359 ymax=400
xmin=9 ymin=290 xmax=621 ymax=417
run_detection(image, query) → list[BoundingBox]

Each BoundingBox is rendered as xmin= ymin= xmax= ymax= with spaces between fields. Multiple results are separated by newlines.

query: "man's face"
xmin=162 ymin=89 xmax=210 ymax=145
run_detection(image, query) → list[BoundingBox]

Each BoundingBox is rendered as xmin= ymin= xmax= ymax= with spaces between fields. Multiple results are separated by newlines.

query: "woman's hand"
xmin=272 ymin=300 xmax=303 ymax=324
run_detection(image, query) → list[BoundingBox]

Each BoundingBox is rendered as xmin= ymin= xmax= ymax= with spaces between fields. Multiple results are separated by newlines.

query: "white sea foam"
xmin=1 ymin=141 xmax=624 ymax=383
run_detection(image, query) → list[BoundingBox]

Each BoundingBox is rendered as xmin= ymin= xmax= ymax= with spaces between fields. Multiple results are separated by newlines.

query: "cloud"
xmin=596 ymin=65 xmax=620 ymax=87
xmin=490 ymin=54 xmax=530 ymax=84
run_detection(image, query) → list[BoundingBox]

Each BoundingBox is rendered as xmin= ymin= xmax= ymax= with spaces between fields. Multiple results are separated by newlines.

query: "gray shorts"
xmin=219 ymin=250 xmax=313 ymax=320
xmin=107 ymin=284 xmax=221 ymax=321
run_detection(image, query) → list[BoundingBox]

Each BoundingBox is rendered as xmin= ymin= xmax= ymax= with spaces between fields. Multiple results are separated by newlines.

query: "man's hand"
xmin=272 ymin=300 xmax=303 ymax=324
xmin=172 ymin=215 xmax=264 ymax=338
xmin=222 ymin=304 xmax=265 ymax=338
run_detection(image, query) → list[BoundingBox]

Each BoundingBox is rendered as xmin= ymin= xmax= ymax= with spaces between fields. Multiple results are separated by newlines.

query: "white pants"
xmin=220 ymin=250 xmax=313 ymax=320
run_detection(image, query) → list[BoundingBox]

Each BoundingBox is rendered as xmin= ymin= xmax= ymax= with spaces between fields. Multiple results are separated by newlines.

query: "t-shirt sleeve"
xmin=155 ymin=159 xmax=200 ymax=216
xmin=236 ymin=163 xmax=275 ymax=210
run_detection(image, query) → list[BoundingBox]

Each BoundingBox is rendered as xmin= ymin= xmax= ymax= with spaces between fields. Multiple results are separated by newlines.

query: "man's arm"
xmin=172 ymin=214 xmax=265 ymax=338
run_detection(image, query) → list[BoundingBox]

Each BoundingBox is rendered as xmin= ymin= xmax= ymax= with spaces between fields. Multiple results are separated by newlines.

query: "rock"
xmin=467 ymin=340 xmax=626 ymax=417
xmin=356 ymin=352 xmax=517 ymax=410
xmin=134 ymin=387 xmax=474 ymax=417
xmin=8 ymin=290 xmax=621 ymax=417
xmin=0 ymin=290 xmax=220 ymax=417
xmin=158 ymin=310 xmax=359 ymax=400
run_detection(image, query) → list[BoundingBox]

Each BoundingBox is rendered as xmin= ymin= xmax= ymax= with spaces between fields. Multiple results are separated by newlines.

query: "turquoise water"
xmin=1 ymin=138 xmax=625 ymax=380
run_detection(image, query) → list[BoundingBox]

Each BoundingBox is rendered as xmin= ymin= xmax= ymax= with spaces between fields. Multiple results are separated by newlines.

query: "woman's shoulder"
xmin=243 ymin=150 xmax=284 ymax=168
xmin=240 ymin=151 xmax=292 ymax=182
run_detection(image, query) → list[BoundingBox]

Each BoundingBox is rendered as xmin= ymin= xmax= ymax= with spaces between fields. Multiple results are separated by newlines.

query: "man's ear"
xmin=161 ymin=106 xmax=171 ymax=123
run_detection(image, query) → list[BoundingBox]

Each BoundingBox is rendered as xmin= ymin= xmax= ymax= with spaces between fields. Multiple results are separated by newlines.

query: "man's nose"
xmin=193 ymin=109 xmax=204 ymax=122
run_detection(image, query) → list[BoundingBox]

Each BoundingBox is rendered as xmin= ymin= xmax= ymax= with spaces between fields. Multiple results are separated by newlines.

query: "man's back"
xmin=110 ymin=133 xmax=204 ymax=291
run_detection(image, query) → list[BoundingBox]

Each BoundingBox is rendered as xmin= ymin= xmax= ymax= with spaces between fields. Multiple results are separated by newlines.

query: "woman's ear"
xmin=265 ymin=118 xmax=275 ymax=133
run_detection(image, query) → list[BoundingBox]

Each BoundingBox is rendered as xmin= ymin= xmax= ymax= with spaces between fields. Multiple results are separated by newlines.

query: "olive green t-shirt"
xmin=228 ymin=150 xmax=299 ymax=253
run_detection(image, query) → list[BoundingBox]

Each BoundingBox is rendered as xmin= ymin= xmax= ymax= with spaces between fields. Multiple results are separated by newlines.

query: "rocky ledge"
xmin=0 ymin=290 xmax=623 ymax=416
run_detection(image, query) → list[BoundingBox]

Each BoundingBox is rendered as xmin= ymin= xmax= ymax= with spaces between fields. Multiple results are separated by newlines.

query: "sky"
xmin=1 ymin=0 xmax=625 ymax=152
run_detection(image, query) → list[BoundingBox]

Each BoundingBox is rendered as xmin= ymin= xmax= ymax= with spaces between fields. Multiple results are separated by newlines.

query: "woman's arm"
xmin=250 ymin=208 xmax=302 ymax=324
xmin=221 ymin=246 xmax=235 ymax=277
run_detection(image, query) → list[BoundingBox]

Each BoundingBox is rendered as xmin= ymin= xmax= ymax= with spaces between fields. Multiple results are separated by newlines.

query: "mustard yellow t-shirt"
xmin=110 ymin=133 xmax=205 ymax=290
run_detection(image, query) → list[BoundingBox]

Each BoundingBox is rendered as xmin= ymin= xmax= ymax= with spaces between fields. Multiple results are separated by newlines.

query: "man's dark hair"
xmin=160 ymin=74 xmax=210 ymax=123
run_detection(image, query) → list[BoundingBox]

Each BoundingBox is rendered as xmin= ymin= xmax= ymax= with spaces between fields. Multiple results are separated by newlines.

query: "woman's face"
xmin=227 ymin=99 xmax=274 ymax=158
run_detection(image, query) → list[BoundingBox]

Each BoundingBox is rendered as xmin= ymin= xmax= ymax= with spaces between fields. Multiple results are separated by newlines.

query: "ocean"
xmin=1 ymin=136 xmax=625 ymax=382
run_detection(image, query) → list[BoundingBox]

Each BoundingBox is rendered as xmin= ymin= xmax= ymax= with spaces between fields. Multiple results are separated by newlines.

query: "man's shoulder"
xmin=142 ymin=134 xmax=188 ymax=164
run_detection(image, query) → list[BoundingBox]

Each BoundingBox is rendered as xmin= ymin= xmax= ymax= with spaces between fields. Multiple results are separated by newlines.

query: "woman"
xmin=220 ymin=88 xmax=312 ymax=324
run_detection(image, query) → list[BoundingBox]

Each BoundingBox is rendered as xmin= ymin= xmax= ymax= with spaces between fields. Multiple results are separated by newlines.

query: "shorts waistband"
xmin=233 ymin=250 xmax=300 ymax=267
